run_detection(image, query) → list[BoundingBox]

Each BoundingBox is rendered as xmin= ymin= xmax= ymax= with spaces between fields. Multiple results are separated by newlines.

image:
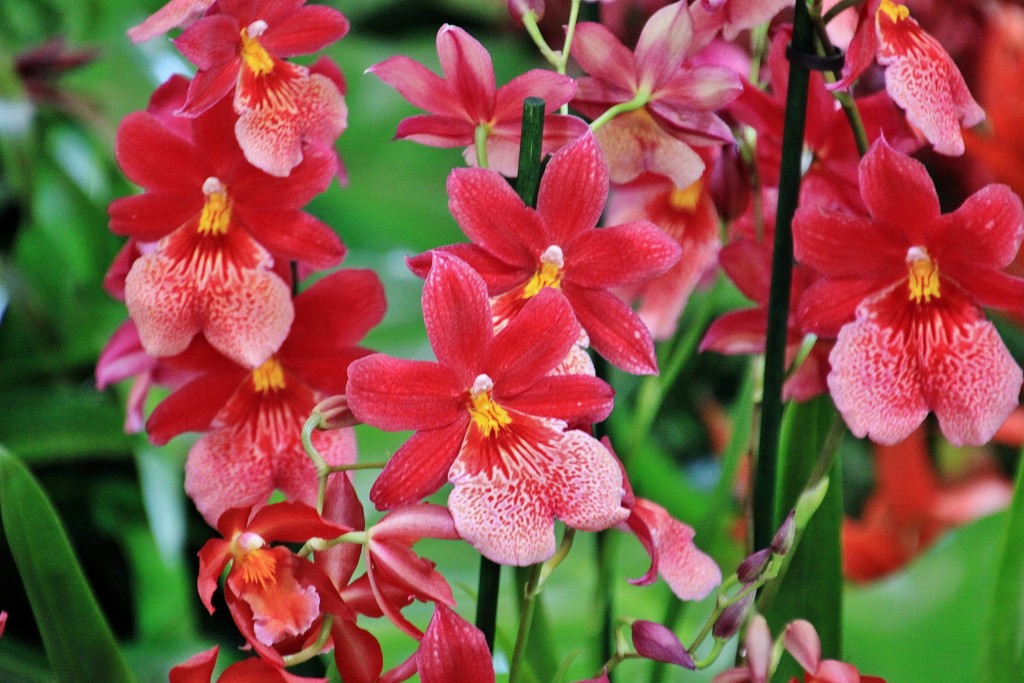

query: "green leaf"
xmin=979 ymin=456 xmax=1024 ymax=682
xmin=763 ymin=396 xmax=843 ymax=681
xmin=0 ymin=447 xmax=135 ymax=683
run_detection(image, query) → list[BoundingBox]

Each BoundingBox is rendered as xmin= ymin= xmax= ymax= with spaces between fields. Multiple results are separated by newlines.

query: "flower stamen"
xmin=198 ymin=177 xmax=231 ymax=236
xmin=467 ymin=374 xmax=511 ymax=437
xmin=668 ymin=181 xmax=702 ymax=212
xmin=878 ymin=0 xmax=910 ymax=23
xmin=252 ymin=357 xmax=287 ymax=393
xmin=523 ymin=245 xmax=565 ymax=299
xmin=240 ymin=20 xmax=275 ymax=77
xmin=907 ymin=246 xmax=940 ymax=304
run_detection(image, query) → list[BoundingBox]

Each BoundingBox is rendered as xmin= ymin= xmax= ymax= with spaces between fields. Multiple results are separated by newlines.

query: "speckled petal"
xmin=124 ymin=253 xmax=201 ymax=358
xmin=201 ymin=266 xmax=294 ymax=369
xmin=185 ymin=428 xmax=274 ymax=526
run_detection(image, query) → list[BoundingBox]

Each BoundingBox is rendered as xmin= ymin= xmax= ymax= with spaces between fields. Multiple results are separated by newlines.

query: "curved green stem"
xmin=281 ymin=615 xmax=334 ymax=667
xmin=474 ymin=123 xmax=490 ymax=168
xmin=590 ymin=89 xmax=650 ymax=132
xmin=301 ymin=413 xmax=331 ymax=514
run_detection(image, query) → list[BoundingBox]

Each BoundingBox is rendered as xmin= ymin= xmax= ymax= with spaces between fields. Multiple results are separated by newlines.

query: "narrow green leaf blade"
xmin=764 ymin=396 xmax=843 ymax=681
xmin=979 ymin=453 xmax=1024 ymax=682
xmin=0 ymin=448 xmax=135 ymax=683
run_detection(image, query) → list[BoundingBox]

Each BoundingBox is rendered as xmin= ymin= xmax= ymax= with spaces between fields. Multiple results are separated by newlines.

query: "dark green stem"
xmin=475 ymin=96 xmax=548 ymax=650
xmin=753 ymin=0 xmax=813 ymax=551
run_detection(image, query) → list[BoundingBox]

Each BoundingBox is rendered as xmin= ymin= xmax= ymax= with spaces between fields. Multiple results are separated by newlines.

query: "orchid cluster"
xmin=84 ymin=0 xmax=1024 ymax=680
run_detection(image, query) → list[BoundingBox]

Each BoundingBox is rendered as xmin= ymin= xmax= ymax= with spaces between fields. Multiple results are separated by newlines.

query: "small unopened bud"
xmin=771 ymin=509 xmax=796 ymax=556
xmin=736 ymin=547 xmax=772 ymax=583
xmin=631 ymin=620 xmax=695 ymax=669
xmin=708 ymin=143 xmax=750 ymax=223
xmin=312 ymin=395 xmax=358 ymax=430
xmin=713 ymin=594 xmax=753 ymax=641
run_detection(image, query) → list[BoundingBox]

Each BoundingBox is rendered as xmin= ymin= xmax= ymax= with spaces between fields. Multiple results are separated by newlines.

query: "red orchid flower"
xmin=730 ymin=27 xmax=920 ymax=213
xmin=409 ymin=133 xmax=681 ymax=374
xmin=170 ymin=645 xmax=324 ymax=683
xmin=145 ymin=269 xmax=385 ymax=525
xmin=367 ymin=24 xmax=587 ymax=176
xmin=173 ymin=0 xmax=348 ymax=175
xmin=832 ymin=0 xmax=983 ymax=156
xmin=197 ymin=503 xmax=351 ymax=665
xmin=380 ymin=605 xmax=497 ymax=683
xmin=794 ymin=139 xmax=1024 ymax=446
xmin=346 ymin=253 xmax=627 ymax=565
xmin=109 ymin=77 xmax=342 ymax=367
xmin=605 ymin=168 xmax=721 ymax=340
xmin=570 ymin=1 xmax=741 ymax=188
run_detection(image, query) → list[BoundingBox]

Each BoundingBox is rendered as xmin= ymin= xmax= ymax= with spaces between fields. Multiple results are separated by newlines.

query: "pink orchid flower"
xmin=127 ymin=0 xmax=215 ymax=43
xmin=794 ymin=139 xmax=1024 ymax=446
xmin=832 ymin=0 xmax=984 ymax=156
xmin=173 ymin=0 xmax=348 ymax=175
xmin=571 ymin=1 xmax=741 ymax=188
xmin=145 ymin=269 xmax=384 ymax=525
xmin=110 ymin=79 xmax=342 ymax=367
xmin=367 ymin=24 xmax=588 ymax=176
xmin=690 ymin=0 xmax=792 ymax=44
xmin=408 ymin=133 xmax=681 ymax=374
xmin=346 ymin=253 xmax=627 ymax=565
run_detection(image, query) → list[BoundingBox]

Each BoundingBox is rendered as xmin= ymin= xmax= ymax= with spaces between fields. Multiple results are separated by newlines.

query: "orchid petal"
xmin=422 ymin=253 xmax=492 ymax=375
xmin=369 ymin=418 xmax=470 ymax=509
xmin=346 ymin=355 xmax=464 ymax=431
xmin=436 ymin=25 xmax=495 ymax=123
xmin=635 ymin=2 xmax=693 ymax=90
xmin=185 ymin=429 xmax=275 ymax=526
xmin=568 ymin=221 xmax=681 ymax=288
xmin=571 ymin=22 xmax=637 ymax=93
xmin=537 ymin=133 xmax=608 ymax=244
xmin=564 ymin=284 xmax=659 ymax=375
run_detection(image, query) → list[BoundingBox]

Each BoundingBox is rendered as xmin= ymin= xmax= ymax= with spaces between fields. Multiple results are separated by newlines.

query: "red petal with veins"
xmin=128 ymin=0 xmax=216 ymax=43
xmin=369 ymin=418 xmax=471 ymax=509
xmin=563 ymin=284 xmax=659 ymax=375
xmin=436 ymin=25 xmax=495 ymax=122
xmin=331 ymin=618 xmax=384 ymax=683
xmin=568 ymin=222 xmax=681 ymax=288
xmin=492 ymin=69 xmax=576 ymax=122
xmin=798 ymin=277 xmax=887 ymax=337
xmin=346 ymin=356 xmax=464 ymax=431
xmin=571 ymin=22 xmax=638 ymax=94
xmin=933 ymin=184 xmax=1024 ymax=271
xmin=109 ymin=192 xmax=200 ymax=241
xmin=418 ymin=606 xmax=496 ymax=683
xmin=537 ymin=133 xmax=608 ymax=244
xmin=368 ymin=56 xmax=456 ymax=116
xmin=146 ymin=367 xmax=244 ymax=444
xmin=174 ymin=14 xmax=239 ymax=70
xmin=700 ymin=308 xmax=769 ymax=355
xmin=395 ymin=114 xmax=475 ymax=147
xmin=447 ymin=168 xmax=539 ymax=269
xmin=794 ymin=207 xmax=901 ymax=280
xmin=422 ymin=253 xmax=491 ymax=375
xmin=859 ymin=138 xmax=941 ymax=230
xmin=505 ymin=375 xmax=614 ymax=424
xmin=238 ymin=208 xmax=344 ymax=268
xmin=259 ymin=5 xmax=348 ymax=56
xmin=116 ymin=112 xmax=205 ymax=192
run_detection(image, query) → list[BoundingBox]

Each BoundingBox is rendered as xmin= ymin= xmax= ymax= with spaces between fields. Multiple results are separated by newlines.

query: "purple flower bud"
xmin=712 ymin=594 xmax=753 ymax=640
xmin=771 ymin=510 xmax=796 ymax=556
xmin=631 ymin=620 xmax=695 ymax=669
xmin=737 ymin=547 xmax=772 ymax=583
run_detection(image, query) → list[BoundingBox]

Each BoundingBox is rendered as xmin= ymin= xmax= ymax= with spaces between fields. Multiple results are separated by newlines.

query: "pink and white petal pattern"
xmin=185 ymin=428 xmax=276 ymax=526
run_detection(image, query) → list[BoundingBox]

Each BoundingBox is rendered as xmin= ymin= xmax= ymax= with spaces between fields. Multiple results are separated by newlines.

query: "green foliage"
xmin=0 ymin=448 xmax=135 ymax=683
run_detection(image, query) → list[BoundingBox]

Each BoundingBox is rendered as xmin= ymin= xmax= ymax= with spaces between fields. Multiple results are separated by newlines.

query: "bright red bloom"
xmin=174 ymin=0 xmax=348 ymax=175
xmin=197 ymin=503 xmax=381 ymax=679
xmin=367 ymin=24 xmax=587 ymax=176
xmin=409 ymin=133 xmax=681 ymax=374
xmin=110 ymin=79 xmax=342 ymax=367
xmin=146 ymin=270 xmax=384 ymax=524
xmin=346 ymin=253 xmax=627 ymax=565
xmin=170 ymin=645 xmax=324 ymax=683
xmin=571 ymin=1 xmax=741 ymax=188
xmin=605 ymin=169 xmax=721 ymax=340
xmin=794 ymin=139 xmax=1024 ymax=446
xmin=833 ymin=0 xmax=984 ymax=156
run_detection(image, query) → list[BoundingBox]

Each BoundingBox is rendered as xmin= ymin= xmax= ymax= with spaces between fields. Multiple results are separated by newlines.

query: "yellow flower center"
xmin=668 ymin=181 xmax=702 ymax=212
xmin=233 ymin=531 xmax=276 ymax=586
xmin=197 ymin=177 xmax=232 ymax=236
xmin=878 ymin=0 xmax=910 ymax=22
xmin=252 ymin=357 xmax=286 ymax=393
xmin=522 ymin=245 xmax=565 ymax=299
xmin=467 ymin=374 xmax=511 ymax=437
xmin=240 ymin=20 xmax=275 ymax=77
xmin=906 ymin=246 xmax=940 ymax=304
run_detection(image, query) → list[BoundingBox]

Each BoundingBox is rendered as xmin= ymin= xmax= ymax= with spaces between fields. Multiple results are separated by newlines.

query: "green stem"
xmin=590 ymin=89 xmax=650 ymax=132
xmin=300 ymin=413 xmax=331 ymax=514
xmin=281 ymin=615 xmax=334 ymax=667
xmin=807 ymin=8 xmax=869 ymax=156
xmin=475 ymin=123 xmax=490 ymax=168
xmin=476 ymin=557 xmax=501 ymax=653
xmin=509 ymin=563 xmax=543 ymax=683
xmin=822 ymin=0 xmax=864 ymax=25
xmin=753 ymin=0 xmax=813 ymax=551
xmin=520 ymin=10 xmax=561 ymax=67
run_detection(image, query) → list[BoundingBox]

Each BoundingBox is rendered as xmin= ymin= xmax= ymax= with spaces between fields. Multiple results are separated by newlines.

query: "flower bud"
xmin=771 ymin=509 xmax=796 ymax=556
xmin=631 ymin=620 xmax=695 ymax=669
xmin=736 ymin=547 xmax=772 ymax=583
xmin=312 ymin=395 xmax=358 ymax=430
xmin=708 ymin=143 xmax=750 ymax=223
xmin=713 ymin=594 xmax=753 ymax=641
